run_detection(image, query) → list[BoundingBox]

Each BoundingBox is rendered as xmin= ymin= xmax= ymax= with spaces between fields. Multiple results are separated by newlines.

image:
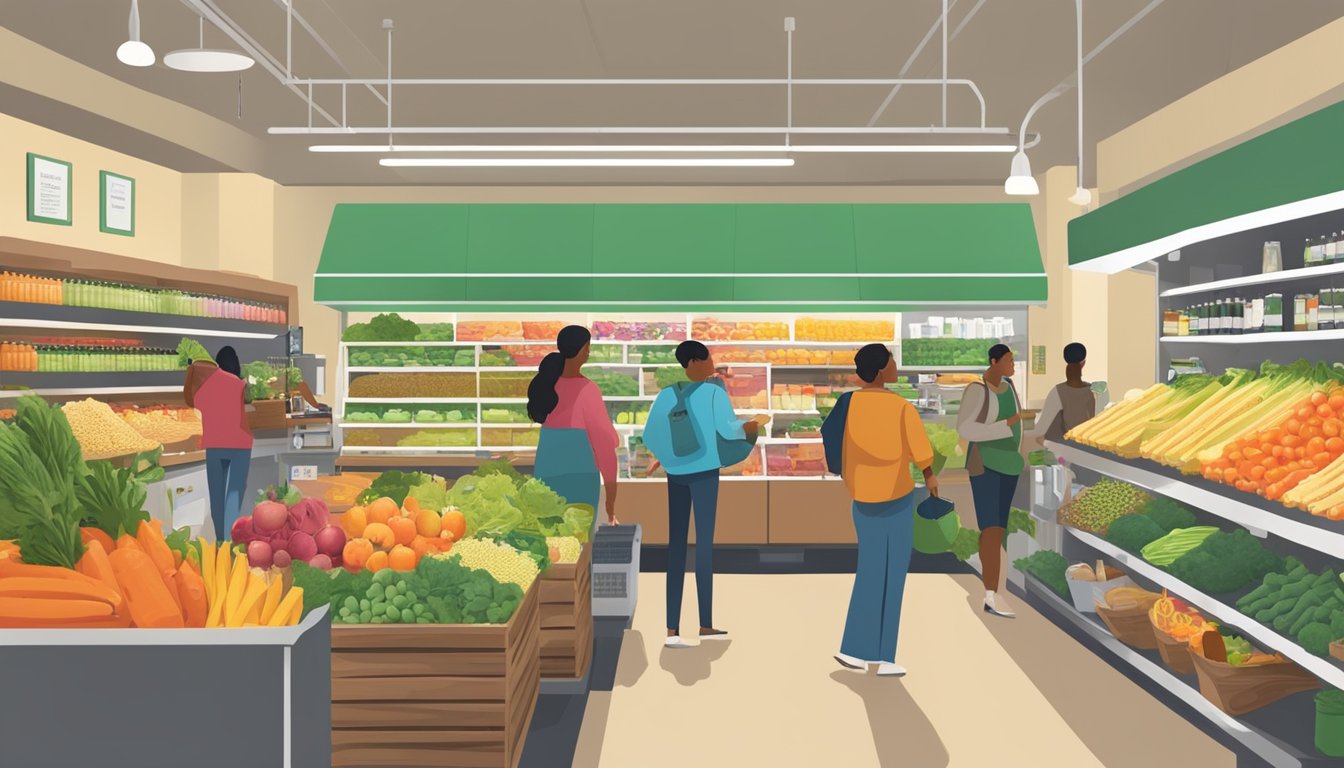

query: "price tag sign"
xmin=1031 ymin=345 xmax=1047 ymax=376
xmin=290 ymin=465 xmax=318 ymax=481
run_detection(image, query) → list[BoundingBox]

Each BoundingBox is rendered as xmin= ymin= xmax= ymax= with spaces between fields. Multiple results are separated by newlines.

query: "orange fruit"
xmin=343 ymin=538 xmax=374 ymax=570
xmin=341 ymin=506 xmax=368 ymax=538
xmin=366 ymin=497 xmax=398 ymax=525
xmin=365 ymin=550 xmax=389 ymax=572
xmin=402 ymin=496 xmax=421 ymax=516
xmin=388 ymin=516 xmax=417 ymax=547
xmin=388 ymin=544 xmax=417 ymax=571
xmin=441 ymin=509 xmax=466 ymax=542
xmin=415 ymin=510 xmax=442 ymax=538
xmin=411 ymin=535 xmax=432 ymax=561
xmin=364 ymin=522 xmax=396 ymax=551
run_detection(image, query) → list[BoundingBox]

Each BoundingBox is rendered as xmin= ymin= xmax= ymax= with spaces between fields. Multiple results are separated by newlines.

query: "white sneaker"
xmin=876 ymin=663 xmax=907 ymax=677
xmin=984 ymin=591 xmax=1017 ymax=619
xmin=834 ymin=653 xmax=868 ymax=670
xmin=665 ymin=635 xmax=691 ymax=649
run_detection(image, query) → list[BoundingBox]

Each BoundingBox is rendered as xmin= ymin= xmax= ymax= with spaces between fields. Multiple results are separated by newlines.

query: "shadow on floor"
xmin=569 ymin=692 xmax=611 ymax=768
xmin=829 ymin=670 xmax=949 ymax=768
xmin=658 ymin=639 xmax=732 ymax=686
xmin=614 ymin=630 xmax=648 ymax=688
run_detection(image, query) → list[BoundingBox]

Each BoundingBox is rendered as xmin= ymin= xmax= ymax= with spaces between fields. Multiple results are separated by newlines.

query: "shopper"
xmin=957 ymin=343 xmax=1024 ymax=619
xmin=184 ymin=345 xmax=253 ymax=542
xmin=1029 ymin=342 xmax=1097 ymax=444
xmin=828 ymin=344 xmax=937 ymax=677
xmin=643 ymin=340 xmax=766 ymax=648
xmin=528 ymin=325 xmax=621 ymax=527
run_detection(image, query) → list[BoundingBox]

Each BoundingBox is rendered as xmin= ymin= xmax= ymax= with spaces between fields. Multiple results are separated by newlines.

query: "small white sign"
xmin=290 ymin=465 xmax=318 ymax=481
xmin=103 ymin=173 xmax=133 ymax=233
xmin=28 ymin=154 xmax=71 ymax=224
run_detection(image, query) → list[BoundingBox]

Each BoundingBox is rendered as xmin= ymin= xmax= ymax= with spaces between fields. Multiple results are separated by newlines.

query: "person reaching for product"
xmin=642 ymin=340 xmax=767 ymax=648
xmin=957 ymin=344 xmax=1024 ymax=619
xmin=184 ymin=345 xmax=253 ymax=542
xmin=528 ymin=325 xmax=621 ymax=528
xmin=824 ymin=344 xmax=936 ymax=677
xmin=1029 ymin=342 xmax=1096 ymax=444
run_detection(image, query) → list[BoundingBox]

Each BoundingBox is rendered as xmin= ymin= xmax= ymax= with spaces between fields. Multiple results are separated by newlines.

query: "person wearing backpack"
xmin=822 ymin=344 xmax=936 ymax=677
xmin=643 ymin=340 xmax=767 ymax=648
xmin=957 ymin=343 xmax=1026 ymax=619
xmin=1027 ymin=342 xmax=1096 ymax=444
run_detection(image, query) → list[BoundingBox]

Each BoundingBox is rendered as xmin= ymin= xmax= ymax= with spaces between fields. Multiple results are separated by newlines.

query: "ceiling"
xmin=2 ymin=0 xmax=1341 ymax=186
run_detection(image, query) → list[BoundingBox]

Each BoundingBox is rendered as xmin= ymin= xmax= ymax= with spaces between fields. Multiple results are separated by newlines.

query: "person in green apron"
xmin=528 ymin=326 xmax=620 ymax=528
xmin=957 ymin=344 xmax=1025 ymax=618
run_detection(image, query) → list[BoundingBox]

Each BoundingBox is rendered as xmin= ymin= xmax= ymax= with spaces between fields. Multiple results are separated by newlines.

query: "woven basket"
xmin=1096 ymin=602 xmax=1159 ymax=650
xmin=1189 ymin=652 xmax=1319 ymax=716
xmin=1151 ymin=624 xmax=1197 ymax=676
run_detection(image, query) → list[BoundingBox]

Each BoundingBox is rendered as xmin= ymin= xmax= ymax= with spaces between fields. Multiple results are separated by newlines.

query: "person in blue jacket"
xmin=643 ymin=340 xmax=767 ymax=648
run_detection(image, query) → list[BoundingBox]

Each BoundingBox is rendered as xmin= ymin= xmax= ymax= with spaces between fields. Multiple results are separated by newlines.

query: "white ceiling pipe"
xmin=1069 ymin=0 xmax=1091 ymax=206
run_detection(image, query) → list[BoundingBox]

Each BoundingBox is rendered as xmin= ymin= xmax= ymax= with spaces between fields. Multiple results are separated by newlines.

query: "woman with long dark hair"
xmin=528 ymin=325 xmax=620 ymax=526
xmin=184 ymin=344 xmax=253 ymax=541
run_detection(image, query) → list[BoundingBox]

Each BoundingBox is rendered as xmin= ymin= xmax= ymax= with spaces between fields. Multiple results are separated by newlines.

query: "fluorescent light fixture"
xmin=379 ymin=158 xmax=795 ymax=168
xmin=116 ymin=0 xmax=154 ymax=67
xmin=164 ymin=49 xmax=254 ymax=72
xmin=314 ymin=143 xmax=1016 ymax=154
xmin=1003 ymin=150 xmax=1038 ymax=196
xmin=1068 ymin=186 xmax=1093 ymax=206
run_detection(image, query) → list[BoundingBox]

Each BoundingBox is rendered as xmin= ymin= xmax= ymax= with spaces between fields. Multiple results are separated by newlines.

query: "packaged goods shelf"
xmin=0 ymin=385 xmax=183 ymax=398
xmin=1160 ymin=262 xmax=1344 ymax=298
xmin=1066 ymin=527 xmax=1344 ymax=690
xmin=0 ymin=301 xmax=287 ymax=339
xmin=1160 ymin=329 xmax=1344 ymax=344
xmin=1047 ymin=440 xmax=1344 ymax=560
xmin=2 ymin=371 xmax=187 ymax=389
xmin=1021 ymin=575 xmax=1318 ymax=768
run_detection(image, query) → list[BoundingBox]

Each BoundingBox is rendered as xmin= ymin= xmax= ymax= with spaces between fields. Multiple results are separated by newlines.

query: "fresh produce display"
xmin=296 ymin=553 xmax=524 ymax=625
xmin=448 ymin=466 xmax=596 ymax=541
xmin=342 ymin=313 xmax=421 ymax=342
xmin=1057 ymin=480 xmax=1152 ymax=535
xmin=481 ymin=405 xmax=532 ymax=424
xmin=479 ymin=372 xmax=532 ymax=398
xmin=397 ymin=429 xmax=479 ymax=448
xmin=345 ymin=404 xmax=475 ymax=424
xmin=432 ymin=537 xmax=540 ymax=590
xmin=120 ymin=408 xmax=201 ymax=444
xmin=1282 ymin=447 xmax=1344 ymax=520
xmin=228 ymin=486 xmax=342 ymax=571
xmin=242 ymin=360 xmax=303 ymax=402
xmin=1166 ymin=529 xmax=1284 ymax=594
xmin=457 ymin=321 xmax=525 ymax=341
xmin=591 ymin=320 xmax=686 ymax=341
xmin=613 ymin=408 xmax=650 ymax=425
xmin=348 ymin=346 xmax=473 ymax=368
xmin=1140 ymin=526 xmax=1220 ymax=566
xmin=653 ymin=366 xmax=690 ymax=391
xmin=709 ymin=347 xmax=855 ymax=366
xmin=1100 ymin=585 xmax=1163 ymax=611
xmin=794 ymin=318 xmax=894 ymax=342
xmin=416 ymin=323 xmax=456 ymax=342
xmin=0 ymin=397 xmax=93 ymax=568
xmin=631 ymin=345 xmax=679 ymax=364
xmin=198 ymin=539 xmax=305 ymax=627
xmin=356 ymin=471 xmax=435 ymax=506
xmin=1137 ymin=497 xmax=1198 ymax=532
xmin=547 ymin=536 xmax=582 ymax=564
xmin=692 ymin=318 xmax=790 ymax=341
xmin=1014 ymin=550 xmax=1071 ymax=597
xmin=771 ymin=384 xmax=817 ymax=412
xmin=1105 ymin=514 xmax=1167 ymax=553
xmin=480 ymin=428 xmax=541 ymax=448
xmin=585 ymin=371 xmax=640 ymax=397
xmin=62 ymin=398 xmax=159 ymax=459
xmin=1202 ymin=386 xmax=1344 ymax=500
xmin=1150 ymin=592 xmax=1210 ymax=643
xmin=349 ymin=372 xmax=476 ymax=399
xmin=1235 ymin=559 xmax=1344 ymax=657
xmin=902 ymin=338 xmax=1000 ymax=367
xmin=1190 ymin=628 xmax=1285 ymax=667
xmin=176 ymin=337 xmax=214 ymax=367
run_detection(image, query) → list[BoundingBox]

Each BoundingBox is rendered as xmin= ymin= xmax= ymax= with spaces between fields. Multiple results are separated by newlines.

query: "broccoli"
xmin=1139 ymin=497 xmax=1196 ymax=532
xmin=1105 ymin=514 xmax=1166 ymax=553
xmin=1298 ymin=622 xmax=1335 ymax=657
xmin=342 ymin=313 xmax=421 ymax=342
xmin=1167 ymin=529 xmax=1284 ymax=594
xmin=1331 ymin=610 xmax=1344 ymax=638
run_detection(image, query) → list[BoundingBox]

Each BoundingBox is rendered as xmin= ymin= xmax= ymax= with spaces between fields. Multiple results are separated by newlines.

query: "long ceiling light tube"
xmin=379 ymin=158 xmax=796 ymax=168
xmin=310 ymin=142 xmax=1030 ymax=154
xmin=273 ymin=126 xmax=1015 ymax=136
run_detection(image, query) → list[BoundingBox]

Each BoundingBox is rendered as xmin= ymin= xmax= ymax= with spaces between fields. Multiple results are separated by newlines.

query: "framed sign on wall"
xmin=99 ymin=171 xmax=135 ymax=236
xmin=26 ymin=153 xmax=72 ymax=226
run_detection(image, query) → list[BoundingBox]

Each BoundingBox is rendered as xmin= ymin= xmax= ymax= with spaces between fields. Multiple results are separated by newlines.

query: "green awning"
xmin=314 ymin=203 xmax=1046 ymax=312
xmin=1070 ymin=100 xmax=1344 ymax=273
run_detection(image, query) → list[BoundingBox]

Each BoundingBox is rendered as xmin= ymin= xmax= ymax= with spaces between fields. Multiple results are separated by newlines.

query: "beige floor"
xmin=574 ymin=572 xmax=1235 ymax=768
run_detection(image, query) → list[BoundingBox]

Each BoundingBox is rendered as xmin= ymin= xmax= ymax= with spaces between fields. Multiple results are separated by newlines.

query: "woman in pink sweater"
xmin=528 ymin=326 xmax=620 ymax=526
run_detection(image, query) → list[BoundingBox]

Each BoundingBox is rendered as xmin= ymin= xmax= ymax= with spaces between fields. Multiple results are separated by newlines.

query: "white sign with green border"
xmin=100 ymin=171 xmax=135 ymax=236
xmin=26 ymin=152 xmax=72 ymax=226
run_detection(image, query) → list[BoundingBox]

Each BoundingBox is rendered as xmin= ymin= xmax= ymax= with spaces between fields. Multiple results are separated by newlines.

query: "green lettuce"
xmin=406 ymin=475 xmax=449 ymax=513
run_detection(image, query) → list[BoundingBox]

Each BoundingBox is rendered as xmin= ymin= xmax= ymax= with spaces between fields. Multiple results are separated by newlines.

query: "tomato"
xmin=1272 ymin=445 xmax=1286 ymax=459
xmin=1297 ymin=447 xmax=1309 ymax=460
xmin=1328 ymin=437 xmax=1344 ymax=453
xmin=1260 ymin=442 xmax=1276 ymax=456
xmin=1229 ymin=450 xmax=1244 ymax=462
xmin=1261 ymin=456 xmax=1277 ymax=469
xmin=1308 ymin=437 xmax=1328 ymax=454
xmin=1312 ymin=391 xmax=1328 ymax=407
xmin=1330 ymin=394 xmax=1344 ymax=411
xmin=1244 ymin=447 xmax=1264 ymax=461
xmin=1282 ymin=434 xmax=1302 ymax=448
xmin=1222 ymin=468 xmax=1238 ymax=483
xmin=1325 ymin=420 xmax=1342 ymax=438
xmin=1313 ymin=451 xmax=1333 ymax=467
xmin=1320 ymin=405 xmax=1336 ymax=420
xmin=1250 ymin=464 xmax=1268 ymax=479
xmin=1284 ymin=419 xmax=1303 ymax=436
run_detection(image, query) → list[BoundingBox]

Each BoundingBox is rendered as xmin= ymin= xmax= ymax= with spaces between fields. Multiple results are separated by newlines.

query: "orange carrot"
xmin=107 ymin=548 xmax=184 ymax=629
xmin=0 ymin=540 xmax=21 ymax=559
xmin=75 ymin=541 xmax=129 ymax=623
xmin=137 ymin=521 xmax=175 ymax=575
xmin=79 ymin=527 xmax=116 ymax=555
xmin=0 ymin=577 xmax=120 ymax=608
xmin=173 ymin=567 xmax=208 ymax=628
xmin=0 ymin=557 xmax=113 ymax=590
xmin=116 ymin=534 xmax=141 ymax=552
xmin=0 ymin=597 xmax=114 ymax=626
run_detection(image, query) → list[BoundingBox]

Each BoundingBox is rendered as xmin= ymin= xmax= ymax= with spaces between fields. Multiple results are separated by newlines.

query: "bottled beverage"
xmin=1233 ymin=297 xmax=1244 ymax=334
xmin=1305 ymin=238 xmax=1315 ymax=268
xmin=1328 ymin=234 xmax=1339 ymax=266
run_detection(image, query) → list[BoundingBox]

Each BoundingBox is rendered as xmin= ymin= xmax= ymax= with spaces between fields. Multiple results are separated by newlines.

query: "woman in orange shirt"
xmin=829 ymin=344 xmax=936 ymax=677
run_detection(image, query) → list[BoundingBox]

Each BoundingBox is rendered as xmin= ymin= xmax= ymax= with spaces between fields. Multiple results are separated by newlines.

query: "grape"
xmin=359 ymin=610 xmax=372 ymax=623
xmin=385 ymin=586 xmax=398 ymax=601
xmin=392 ymin=595 xmax=409 ymax=610
xmin=402 ymin=608 xmax=416 ymax=624
xmin=385 ymin=605 xmax=400 ymax=620
xmin=343 ymin=596 xmax=359 ymax=612
xmin=360 ymin=599 xmax=371 ymax=612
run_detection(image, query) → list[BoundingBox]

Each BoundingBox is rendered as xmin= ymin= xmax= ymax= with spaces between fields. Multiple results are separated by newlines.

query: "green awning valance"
xmin=314 ymin=203 xmax=1046 ymax=312
xmin=1070 ymin=100 xmax=1344 ymax=273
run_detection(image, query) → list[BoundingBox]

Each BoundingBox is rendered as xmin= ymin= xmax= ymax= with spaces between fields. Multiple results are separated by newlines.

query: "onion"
xmin=309 ymin=554 xmax=333 ymax=571
xmin=287 ymin=531 xmax=318 ymax=563
xmin=247 ymin=540 xmax=273 ymax=569
xmin=314 ymin=525 xmax=347 ymax=558
xmin=272 ymin=549 xmax=292 ymax=569
xmin=252 ymin=501 xmax=288 ymax=534
xmin=230 ymin=516 xmax=256 ymax=544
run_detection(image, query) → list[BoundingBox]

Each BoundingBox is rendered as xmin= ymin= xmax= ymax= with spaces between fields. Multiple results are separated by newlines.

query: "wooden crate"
xmin=330 ymin=583 xmax=540 ymax=768
xmin=539 ymin=544 xmax=593 ymax=680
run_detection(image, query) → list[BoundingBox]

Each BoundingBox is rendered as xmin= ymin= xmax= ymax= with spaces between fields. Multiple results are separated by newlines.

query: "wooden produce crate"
xmin=248 ymin=398 xmax=288 ymax=430
xmin=1188 ymin=652 xmax=1319 ymax=716
xmin=540 ymin=543 xmax=594 ymax=680
xmin=330 ymin=583 xmax=541 ymax=768
xmin=1332 ymin=639 xmax=1343 ymax=664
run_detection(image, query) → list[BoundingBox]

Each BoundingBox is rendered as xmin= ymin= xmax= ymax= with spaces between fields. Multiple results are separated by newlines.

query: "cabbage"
xmin=407 ymin=475 xmax=450 ymax=513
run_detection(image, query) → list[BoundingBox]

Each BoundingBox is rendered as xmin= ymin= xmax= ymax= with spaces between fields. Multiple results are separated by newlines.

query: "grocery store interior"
xmin=3 ymin=2 xmax=1344 ymax=767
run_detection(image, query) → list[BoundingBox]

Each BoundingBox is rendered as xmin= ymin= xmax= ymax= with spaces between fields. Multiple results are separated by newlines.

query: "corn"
xmin=433 ymin=537 xmax=539 ymax=590
xmin=62 ymin=399 xmax=158 ymax=460
xmin=546 ymin=536 xmax=582 ymax=564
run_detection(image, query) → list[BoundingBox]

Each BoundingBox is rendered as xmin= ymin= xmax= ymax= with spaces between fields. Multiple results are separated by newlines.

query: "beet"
xmin=247 ymin=540 xmax=273 ymax=569
xmin=272 ymin=549 xmax=292 ymax=569
xmin=252 ymin=501 xmax=288 ymax=534
xmin=287 ymin=531 xmax=318 ymax=563
xmin=230 ymin=516 xmax=256 ymax=544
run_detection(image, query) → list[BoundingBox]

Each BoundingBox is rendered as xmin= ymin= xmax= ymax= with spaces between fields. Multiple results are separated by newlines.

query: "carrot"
xmin=0 ymin=596 xmax=114 ymax=625
xmin=79 ymin=527 xmax=116 ymax=555
xmin=107 ymin=548 xmax=184 ymax=629
xmin=173 ymin=550 xmax=183 ymax=570
xmin=0 ymin=540 xmax=21 ymax=559
xmin=0 ymin=577 xmax=120 ymax=608
xmin=173 ymin=567 xmax=208 ymax=628
xmin=76 ymin=540 xmax=121 ymax=594
xmin=0 ymin=557 xmax=113 ymax=590
xmin=137 ymin=521 xmax=175 ymax=575
xmin=116 ymin=534 xmax=141 ymax=552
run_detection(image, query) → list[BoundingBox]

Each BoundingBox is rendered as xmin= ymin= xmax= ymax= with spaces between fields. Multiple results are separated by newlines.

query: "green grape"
xmin=359 ymin=610 xmax=372 ymax=623
xmin=385 ymin=585 xmax=398 ymax=601
xmin=392 ymin=595 xmax=409 ymax=610
xmin=402 ymin=608 xmax=416 ymax=624
xmin=343 ymin=596 xmax=359 ymax=612
xmin=385 ymin=605 xmax=401 ymax=620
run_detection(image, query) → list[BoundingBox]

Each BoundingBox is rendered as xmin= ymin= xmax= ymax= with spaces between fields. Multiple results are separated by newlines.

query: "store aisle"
xmin=574 ymin=572 xmax=1235 ymax=768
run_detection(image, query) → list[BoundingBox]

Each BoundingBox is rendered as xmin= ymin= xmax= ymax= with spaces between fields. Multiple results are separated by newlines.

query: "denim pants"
xmin=841 ymin=493 xmax=915 ymax=664
xmin=666 ymin=469 xmax=719 ymax=631
xmin=206 ymin=448 xmax=251 ymax=541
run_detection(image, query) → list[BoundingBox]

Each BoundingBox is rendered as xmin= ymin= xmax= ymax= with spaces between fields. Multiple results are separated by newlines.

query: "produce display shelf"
xmin=1067 ymin=527 xmax=1344 ymax=690
xmin=1160 ymin=329 xmax=1344 ymax=345
xmin=1047 ymin=440 xmax=1344 ymax=560
xmin=899 ymin=365 xmax=986 ymax=373
xmin=159 ymin=450 xmax=206 ymax=468
xmin=2 ymin=371 xmax=187 ymax=389
xmin=342 ymin=445 xmax=540 ymax=454
xmin=1021 ymin=575 xmax=1319 ymax=768
xmin=336 ymin=453 xmax=534 ymax=470
xmin=343 ymin=397 xmax=526 ymax=404
xmin=0 ymin=385 xmax=182 ymax=398
xmin=1159 ymin=262 xmax=1344 ymax=299
xmin=0 ymin=301 xmax=288 ymax=340
xmin=346 ymin=366 xmax=475 ymax=373
xmin=338 ymin=422 xmax=528 ymax=429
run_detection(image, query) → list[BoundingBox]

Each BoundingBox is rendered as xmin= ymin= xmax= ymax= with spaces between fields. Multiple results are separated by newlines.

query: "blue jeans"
xmin=666 ymin=470 xmax=719 ymax=631
xmin=206 ymin=448 xmax=251 ymax=541
xmin=841 ymin=493 xmax=915 ymax=664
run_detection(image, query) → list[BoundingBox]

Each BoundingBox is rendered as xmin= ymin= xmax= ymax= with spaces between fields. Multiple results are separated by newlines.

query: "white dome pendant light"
xmin=164 ymin=16 xmax=254 ymax=73
xmin=1004 ymin=150 xmax=1039 ymax=196
xmin=1068 ymin=0 xmax=1093 ymax=207
xmin=116 ymin=0 xmax=155 ymax=67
